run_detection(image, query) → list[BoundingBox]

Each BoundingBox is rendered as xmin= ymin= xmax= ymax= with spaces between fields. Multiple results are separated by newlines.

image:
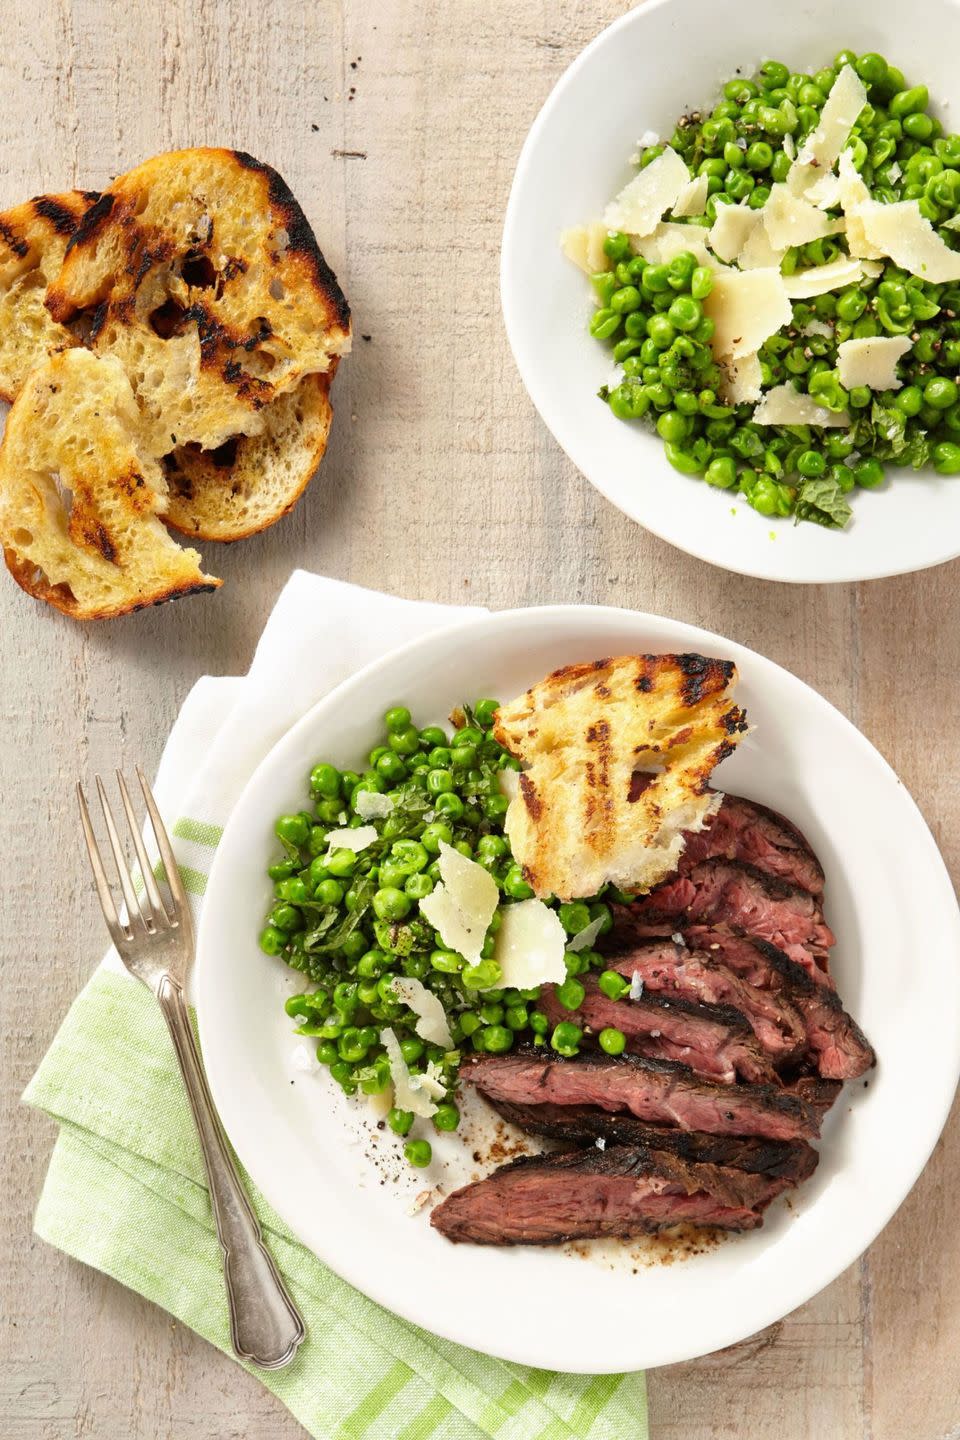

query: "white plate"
xmin=196 ymin=606 xmax=960 ymax=1371
xmin=501 ymin=0 xmax=960 ymax=583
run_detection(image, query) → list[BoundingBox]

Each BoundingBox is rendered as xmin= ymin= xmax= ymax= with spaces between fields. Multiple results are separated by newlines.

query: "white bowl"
xmin=501 ymin=0 xmax=960 ymax=583
xmin=195 ymin=606 xmax=960 ymax=1372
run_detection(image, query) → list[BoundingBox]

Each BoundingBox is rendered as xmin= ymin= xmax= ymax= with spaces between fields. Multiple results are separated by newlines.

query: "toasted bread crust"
xmin=3 ymin=545 xmax=218 ymax=619
xmin=494 ymin=655 xmax=748 ymax=900
xmin=46 ymin=148 xmax=351 ymax=454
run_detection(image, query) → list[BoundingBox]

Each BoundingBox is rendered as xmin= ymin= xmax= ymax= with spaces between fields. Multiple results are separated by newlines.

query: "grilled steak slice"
xmin=682 ymin=929 xmax=875 ymax=1080
xmin=487 ymin=1098 xmax=820 ymax=1183
xmin=783 ymin=1074 xmax=843 ymax=1117
xmin=540 ymin=976 xmax=775 ymax=1084
xmin=681 ymin=792 xmax=825 ymax=895
xmin=607 ymin=939 xmax=806 ymax=1060
xmin=617 ymin=859 xmax=836 ymax=976
xmin=430 ymin=1145 xmax=792 ymax=1245
xmin=461 ymin=1049 xmax=819 ymax=1141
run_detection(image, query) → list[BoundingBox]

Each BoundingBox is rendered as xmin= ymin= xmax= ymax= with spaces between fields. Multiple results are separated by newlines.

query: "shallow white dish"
xmin=196 ymin=606 xmax=960 ymax=1371
xmin=500 ymin=0 xmax=960 ymax=583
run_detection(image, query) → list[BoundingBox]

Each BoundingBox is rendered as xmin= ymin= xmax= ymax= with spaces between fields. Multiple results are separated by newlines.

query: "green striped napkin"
xmin=24 ymin=573 xmax=648 ymax=1440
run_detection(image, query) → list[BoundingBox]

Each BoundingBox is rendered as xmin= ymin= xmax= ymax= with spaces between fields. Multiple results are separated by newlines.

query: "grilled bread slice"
xmin=0 ymin=349 xmax=219 ymax=618
xmin=0 ymin=190 xmax=97 ymax=401
xmin=45 ymin=148 xmax=351 ymax=455
xmin=493 ymin=655 xmax=748 ymax=901
xmin=162 ymin=369 xmax=334 ymax=541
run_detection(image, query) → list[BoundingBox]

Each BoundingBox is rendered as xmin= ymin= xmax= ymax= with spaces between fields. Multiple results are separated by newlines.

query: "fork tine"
xmin=96 ymin=774 xmax=151 ymax=931
xmin=77 ymin=783 xmax=130 ymax=950
xmin=116 ymin=770 xmax=172 ymax=926
xmin=137 ymin=767 xmax=193 ymax=941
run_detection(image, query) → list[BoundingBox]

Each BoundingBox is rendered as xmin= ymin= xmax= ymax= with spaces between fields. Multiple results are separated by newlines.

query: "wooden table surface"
xmin=1 ymin=2 xmax=958 ymax=1436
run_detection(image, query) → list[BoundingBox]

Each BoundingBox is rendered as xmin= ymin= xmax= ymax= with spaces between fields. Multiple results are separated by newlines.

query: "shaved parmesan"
xmin=857 ymin=200 xmax=960 ymax=283
xmin=672 ymin=173 xmax=709 ymax=218
xmin=703 ymin=267 xmax=791 ymax=359
xmin=836 ymin=335 xmax=913 ymax=391
xmin=762 ymin=184 xmax=843 ymax=250
xmin=719 ymin=351 xmax=763 ymax=404
xmin=783 ymin=132 xmax=796 ymax=162
xmin=633 ymin=222 xmax=723 ymax=272
xmin=605 ymin=148 xmax=691 ymax=236
xmin=567 ymin=915 xmax=605 ymax=952
xmin=801 ymin=318 xmax=834 ymax=339
xmin=738 ymin=222 xmax=785 ymax=271
xmin=708 ymin=202 xmax=758 ymax=263
xmin=804 ymin=171 xmax=842 ymax=210
xmin=324 ymin=824 xmax=378 ymax=855
xmin=788 ymin=65 xmax=867 ymax=194
xmin=752 ymin=382 xmax=850 ymax=428
xmin=943 ymin=212 xmax=960 ymax=232
xmin=493 ymin=898 xmax=567 ymax=990
xmin=560 ymin=221 xmax=611 ymax=274
xmin=381 ymin=1027 xmax=439 ymax=1118
xmin=782 ymin=257 xmax=865 ymax=298
xmin=629 ymin=970 xmax=644 ymax=1001
xmin=418 ymin=841 xmax=498 ymax=966
xmin=837 ymin=151 xmax=884 ymax=260
xmin=355 ymin=789 xmax=394 ymax=821
xmin=498 ymin=766 xmax=520 ymax=801
xmin=391 ymin=977 xmax=454 ymax=1049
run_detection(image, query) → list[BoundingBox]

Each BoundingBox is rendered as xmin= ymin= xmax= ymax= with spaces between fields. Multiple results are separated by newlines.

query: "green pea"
xmin=404 ymin=1138 xmax=432 ymax=1168
xmin=933 ymin=441 xmax=960 ymax=474
xmin=404 ymin=872 xmax=433 ymax=900
xmin=268 ymin=858 xmax=296 ymax=881
xmin=855 ymin=459 xmax=885 ymax=489
xmin=384 ymin=705 xmax=412 ymax=733
xmin=276 ymin=876 xmax=309 ymax=903
xmin=421 ymin=822 xmax=452 ymax=854
xmin=433 ymin=1102 xmax=460 ymax=1133
xmin=309 ymin=763 xmax=341 ymax=798
xmin=503 ymin=865 xmax=534 ymax=900
xmin=705 ymin=455 xmax=737 ymax=489
xmin=647 ymin=315 xmax=676 ymax=350
xmin=656 ymin=410 xmax=689 ymax=444
xmin=640 ymin=262 xmax=671 ymax=295
xmin=417 ymin=725 xmax=447 ymax=749
xmin=611 ymin=284 xmax=642 ymax=314
xmin=589 ymin=307 xmax=621 ymax=340
xmin=481 ymin=1024 xmax=513 ymax=1054
xmin=556 ymin=976 xmax=586 ymax=1011
xmin=462 ymin=960 xmax=502 ymax=991
xmin=599 ymin=1027 xmax=627 ymax=1056
xmin=269 ymin=903 xmax=301 ymax=933
xmin=836 ymin=288 xmax=867 ymax=322
xmin=325 ymin=847 xmax=357 ymax=879
xmin=372 ymin=886 xmax=411 ymax=921
xmin=667 ymin=295 xmax=702 ymax=333
xmin=550 ymin=1021 xmax=582 ymax=1057
xmin=925 ymin=376 xmax=958 ymax=409
xmin=855 ymin=52 xmax=888 ymax=87
xmin=723 ymin=140 xmax=744 ymax=169
xmin=797 ymin=449 xmax=826 ymax=478
xmin=598 ymin=970 xmax=629 ymax=1001
xmin=275 ymin=813 xmax=309 ymax=847
xmin=745 ymin=140 xmax=774 ymax=171
xmin=890 ymin=85 xmax=929 ymax=118
xmin=602 ymin=230 xmax=631 ymax=262
xmin=259 ymin=925 xmax=286 ymax=956
xmin=758 ymin=59 xmax=789 ymax=90
xmin=388 ymin=1107 xmax=414 ymax=1137
xmin=666 ymin=251 xmax=696 ymax=290
xmin=724 ymin=168 xmax=754 ymax=200
xmin=388 ymin=725 xmax=420 ymax=756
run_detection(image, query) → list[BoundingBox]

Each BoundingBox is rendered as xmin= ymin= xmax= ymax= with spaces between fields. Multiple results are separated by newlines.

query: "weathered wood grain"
xmin=0 ymin=2 xmax=957 ymax=1437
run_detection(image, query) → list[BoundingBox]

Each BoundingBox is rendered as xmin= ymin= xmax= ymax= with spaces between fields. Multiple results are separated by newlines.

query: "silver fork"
xmin=77 ymin=768 xmax=305 ymax=1370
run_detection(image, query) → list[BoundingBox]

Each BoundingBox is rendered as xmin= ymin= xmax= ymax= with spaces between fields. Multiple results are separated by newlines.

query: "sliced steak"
xmin=607 ymin=939 xmax=807 ymax=1061
xmin=431 ymin=1145 xmax=792 ymax=1245
xmin=681 ymin=792 xmax=825 ymax=895
xmin=680 ymin=928 xmax=875 ymax=1080
xmin=539 ymin=976 xmax=776 ymax=1084
xmin=461 ymin=1049 xmax=819 ymax=1142
xmin=487 ymin=1098 xmax=820 ymax=1183
xmin=783 ymin=1074 xmax=843 ymax=1118
xmin=617 ymin=858 xmax=836 ymax=976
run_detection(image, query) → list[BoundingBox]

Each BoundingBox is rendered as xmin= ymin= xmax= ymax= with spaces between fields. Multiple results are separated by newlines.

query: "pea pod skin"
xmin=586 ymin=52 xmax=960 ymax=528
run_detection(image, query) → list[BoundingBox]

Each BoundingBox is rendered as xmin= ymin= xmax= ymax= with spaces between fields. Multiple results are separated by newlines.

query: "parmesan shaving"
xmin=498 ymin=766 xmax=520 ymax=801
xmin=762 ymin=184 xmax=843 ymax=250
xmin=800 ymin=318 xmax=834 ymax=339
xmin=702 ymin=267 xmax=792 ymax=359
xmin=380 ymin=1027 xmax=438 ymax=1118
xmin=604 ymin=147 xmax=691 ymax=236
xmin=783 ymin=132 xmax=796 ymax=162
xmin=708 ymin=202 xmax=758 ymax=263
xmin=804 ymin=171 xmax=842 ymax=210
xmin=738 ymin=222 xmax=785 ymax=271
xmin=719 ymin=351 xmax=763 ymax=404
xmin=391 ymin=977 xmax=454 ymax=1049
xmin=857 ymin=200 xmax=960 ymax=283
xmin=324 ymin=824 xmax=378 ymax=856
xmin=419 ymin=842 xmax=498 ymax=966
xmin=943 ymin=213 xmax=960 ymax=232
xmin=752 ymin=382 xmax=850 ymax=427
xmin=629 ymin=971 xmax=644 ymax=1001
xmin=355 ymin=789 xmax=394 ymax=821
xmin=633 ymin=222 xmax=724 ymax=272
xmin=493 ymin=898 xmax=567 ymax=990
xmin=782 ymin=257 xmax=865 ymax=298
xmin=787 ymin=65 xmax=867 ymax=195
xmin=560 ymin=221 xmax=611 ymax=275
xmin=837 ymin=151 xmax=884 ymax=260
xmin=836 ymin=335 xmax=913 ymax=391
xmin=672 ymin=172 xmax=709 ymax=218
xmin=566 ymin=915 xmax=605 ymax=952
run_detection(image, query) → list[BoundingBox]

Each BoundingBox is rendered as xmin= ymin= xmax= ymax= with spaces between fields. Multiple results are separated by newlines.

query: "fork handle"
xmin=157 ymin=974 xmax=305 ymax=1368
